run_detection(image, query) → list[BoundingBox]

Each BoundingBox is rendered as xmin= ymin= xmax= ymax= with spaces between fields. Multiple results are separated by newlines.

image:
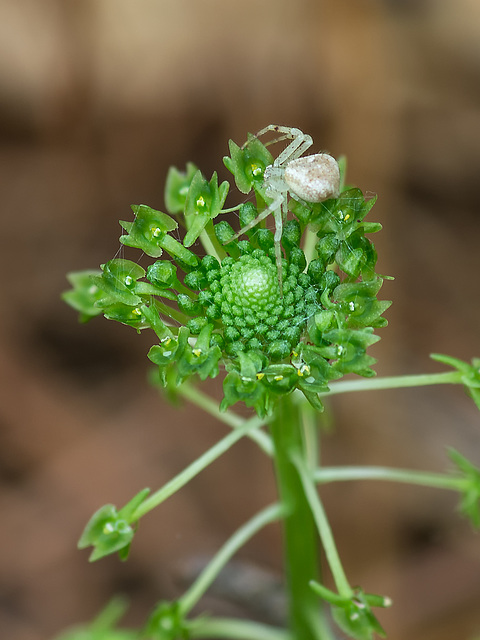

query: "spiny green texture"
xmin=185 ymin=245 xmax=313 ymax=362
xmin=63 ymin=131 xmax=391 ymax=417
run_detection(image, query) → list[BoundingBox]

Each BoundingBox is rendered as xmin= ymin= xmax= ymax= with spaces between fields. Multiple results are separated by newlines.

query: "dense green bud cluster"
xmin=187 ymin=245 xmax=313 ymax=361
xmin=63 ymin=130 xmax=392 ymax=417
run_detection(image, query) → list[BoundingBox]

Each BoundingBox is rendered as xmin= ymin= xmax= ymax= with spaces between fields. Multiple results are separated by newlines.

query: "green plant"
xmin=61 ymin=126 xmax=480 ymax=640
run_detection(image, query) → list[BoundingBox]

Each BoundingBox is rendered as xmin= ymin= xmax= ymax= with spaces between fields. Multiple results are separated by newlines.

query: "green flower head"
xmin=64 ymin=129 xmax=391 ymax=417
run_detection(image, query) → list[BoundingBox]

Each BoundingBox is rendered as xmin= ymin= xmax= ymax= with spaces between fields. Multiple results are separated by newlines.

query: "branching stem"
xmin=131 ymin=412 xmax=266 ymax=521
xmin=190 ymin=616 xmax=290 ymax=640
xmin=178 ymin=503 xmax=285 ymax=616
xmin=177 ymin=384 xmax=273 ymax=455
xmin=293 ymin=455 xmax=351 ymax=599
xmin=315 ymin=466 xmax=466 ymax=491
xmin=322 ymin=370 xmax=462 ymax=397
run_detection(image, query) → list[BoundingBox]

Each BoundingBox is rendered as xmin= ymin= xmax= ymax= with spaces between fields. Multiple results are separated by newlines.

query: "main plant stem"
xmin=270 ymin=395 xmax=324 ymax=640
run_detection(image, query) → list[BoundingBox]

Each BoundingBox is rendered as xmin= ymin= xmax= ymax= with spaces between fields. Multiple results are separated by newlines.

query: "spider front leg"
xmin=272 ymin=201 xmax=286 ymax=296
xmin=224 ymin=192 xmax=286 ymax=294
xmin=250 ymin=125 xmax=313 ymax=167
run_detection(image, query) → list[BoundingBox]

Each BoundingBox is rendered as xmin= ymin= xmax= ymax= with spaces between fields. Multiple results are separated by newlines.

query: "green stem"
xmin=315 ymin=466 xmax=466 ymax=491
xmin=178 ymin=503 xmax=285 ymax=616
xmin=220 ymin=205 xmax=242 ymax=214
xmin=173 ymin=278 xmax=199 ymax=297
xmin=269 ymin=396 xmax=323 ymax=640
xmin=177 ymin=384 xmax=273 ymax=456
xmin=294 ymin=456 xmax=351 ymax=599
xmin=190 ymin=616 xmax=290 ymax=640
xmin=131 ymin=413 xmax=265 ymax=521
xmin=199 ymin=219 xmax=228 ymax=262
xmin=154 ymin=298 xmax=191 ymax=326
xmin=322 ymin=370 xmax=462 ymax=397
xmin=302 ymin=225 xmax=318 ymax=265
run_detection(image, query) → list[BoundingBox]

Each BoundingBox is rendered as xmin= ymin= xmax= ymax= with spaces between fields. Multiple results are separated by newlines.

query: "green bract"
xmin=53 ymin=599 xmax=136 ymax=640
xmin=431 ymin=353 xmax=480 ymax=410
xmin=449 ymin=448 xmax=480 ymax=527
xmin=223 ymin=134 xmax=273 ymax=194
xmin=64 ymin=133 xmax=391 ymax=417
xmin=310 ymin=581 xmax=391 ymax=640
xmin=78 ymin=489 xmax=150 ymax=561
xmin=143 ymin=601 xmax=189 ymax=640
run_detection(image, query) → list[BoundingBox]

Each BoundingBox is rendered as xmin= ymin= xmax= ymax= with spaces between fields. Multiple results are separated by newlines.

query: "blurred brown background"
xmin=1 ymin=1 xmax=480 ymax=639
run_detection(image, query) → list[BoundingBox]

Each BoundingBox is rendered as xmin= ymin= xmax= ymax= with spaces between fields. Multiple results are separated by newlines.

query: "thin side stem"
xmin=131 ymin=413 xmax=266 ymax=521
xmin=177 ymin=384 xmax=273 ymax=456
xmin=294 ymin=455 xmax=351 ymax=599
xmin=190 ymin=616 xmax=290 ymax=640
xmin=154 ymin=298 xmax=191 ymax=326
xmin=178 ymin=503 xmax=285 ymax=616
xmin=315 ymin=466 xmax=466 ymax=491
xmin=220 ymin=205 xmax=242 ymax=214
xmin=199 ymin=220 xmax=227 ymax=262
xmin=302 ymin=225 xmax=318 ymax=265
xmin=322 ymin=370 xmax=462 ymax=397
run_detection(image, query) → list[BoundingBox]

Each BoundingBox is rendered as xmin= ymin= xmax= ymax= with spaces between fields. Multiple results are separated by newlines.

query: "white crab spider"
xmin=229 ymin=125 xmax=341 ymax=293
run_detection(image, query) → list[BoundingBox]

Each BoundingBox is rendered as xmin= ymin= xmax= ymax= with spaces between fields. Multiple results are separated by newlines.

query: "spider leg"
xmin=275 ymin=131 xmax=313 ymax=167
xmin=226 ymin=193 xmax=284 ymax=241
xmin=245 ymin=125 xmax=313 ymax=166
xmin=272 ymin=205 xmax=285 ymax=296
xmin=224 ymin=193 xmax=286 ymax=295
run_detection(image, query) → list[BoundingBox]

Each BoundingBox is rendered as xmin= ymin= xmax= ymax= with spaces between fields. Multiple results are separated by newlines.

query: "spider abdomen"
xmin=284 ymin=153 xmax=340 ymax=203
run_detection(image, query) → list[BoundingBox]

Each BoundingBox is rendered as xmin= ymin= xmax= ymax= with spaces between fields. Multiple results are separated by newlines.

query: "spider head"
xmin=263 ymin=164 xmax=288 ymax=195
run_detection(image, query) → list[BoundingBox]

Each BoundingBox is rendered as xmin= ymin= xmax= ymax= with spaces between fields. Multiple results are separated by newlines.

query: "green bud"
xmin=62 ymin=270 xmax=104 ymax=322
xmin=147 ymin=261 xmax=177 ymax=288
xmin=177 ymin=293 xmax=202 ymax=316
xmin=183 ymin=170 xmax=229 ymax=247
xmin=120 ymin=205 xmax=177 ymax=258
xmin=223 ymin=135 xmax=273 ymax=194
xmin=164 ymin=162 xmax=199 ymax=214
xmin=238 ymin=202 xmax=258 ymax=230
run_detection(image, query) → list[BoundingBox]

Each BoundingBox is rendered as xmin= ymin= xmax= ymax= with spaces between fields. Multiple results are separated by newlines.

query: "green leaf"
xmin=143 ymin=601 xmax=189 ymax=640
xmin=92 ymin=259 xmax=145 ymax=307
xmin=157 ymin=233 xmax=199 ymax=268
xmin=183 ymin=170 xmax=229 ymax=247
xmin=310 ymin=583 xmax=391 ymax=640
xmin=52 ymin=598 xmax=136 ymax=640
xmin=148 ymin=326 xmax=190 ymax=386
xmin=164 ymin=162 xmax=199 ymax=214
xmin=78 ymin=504 xmax=135 ymax=562
xmin=102 ymin=303 xmax=149 ymax=329
xmin=319 ymin=328 xmax=380 ymax=377
xmin=448 ymin=448 xmax=480 ymax=527
xmin=119 ymin=205 xmax=177 ymax=258
xmin=77 ymin=490 xmax=150 ymax=563
xmin=62 ymin=270 xmax=104 ymax=322
xmin=431 ymin=354 xmax=480 ymax=410
xmin=221 ymin=352 xmax=274 ymax=418
xmin=223 ymin=134 xmax=273 ymax=194
xmin=361 ymin=221 xmax=383 ymax=234
xmin=140 ymin=303 xmax=173 ymax=341
xmin=333 ymin=278 xmax=391 ymax=328
xmin=177 ymin=323 xmax=222 ymax=382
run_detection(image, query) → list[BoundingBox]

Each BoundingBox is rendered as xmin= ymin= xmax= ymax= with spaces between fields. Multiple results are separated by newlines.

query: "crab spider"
xmin=229 ymin=125 xmax=341 ymax=294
